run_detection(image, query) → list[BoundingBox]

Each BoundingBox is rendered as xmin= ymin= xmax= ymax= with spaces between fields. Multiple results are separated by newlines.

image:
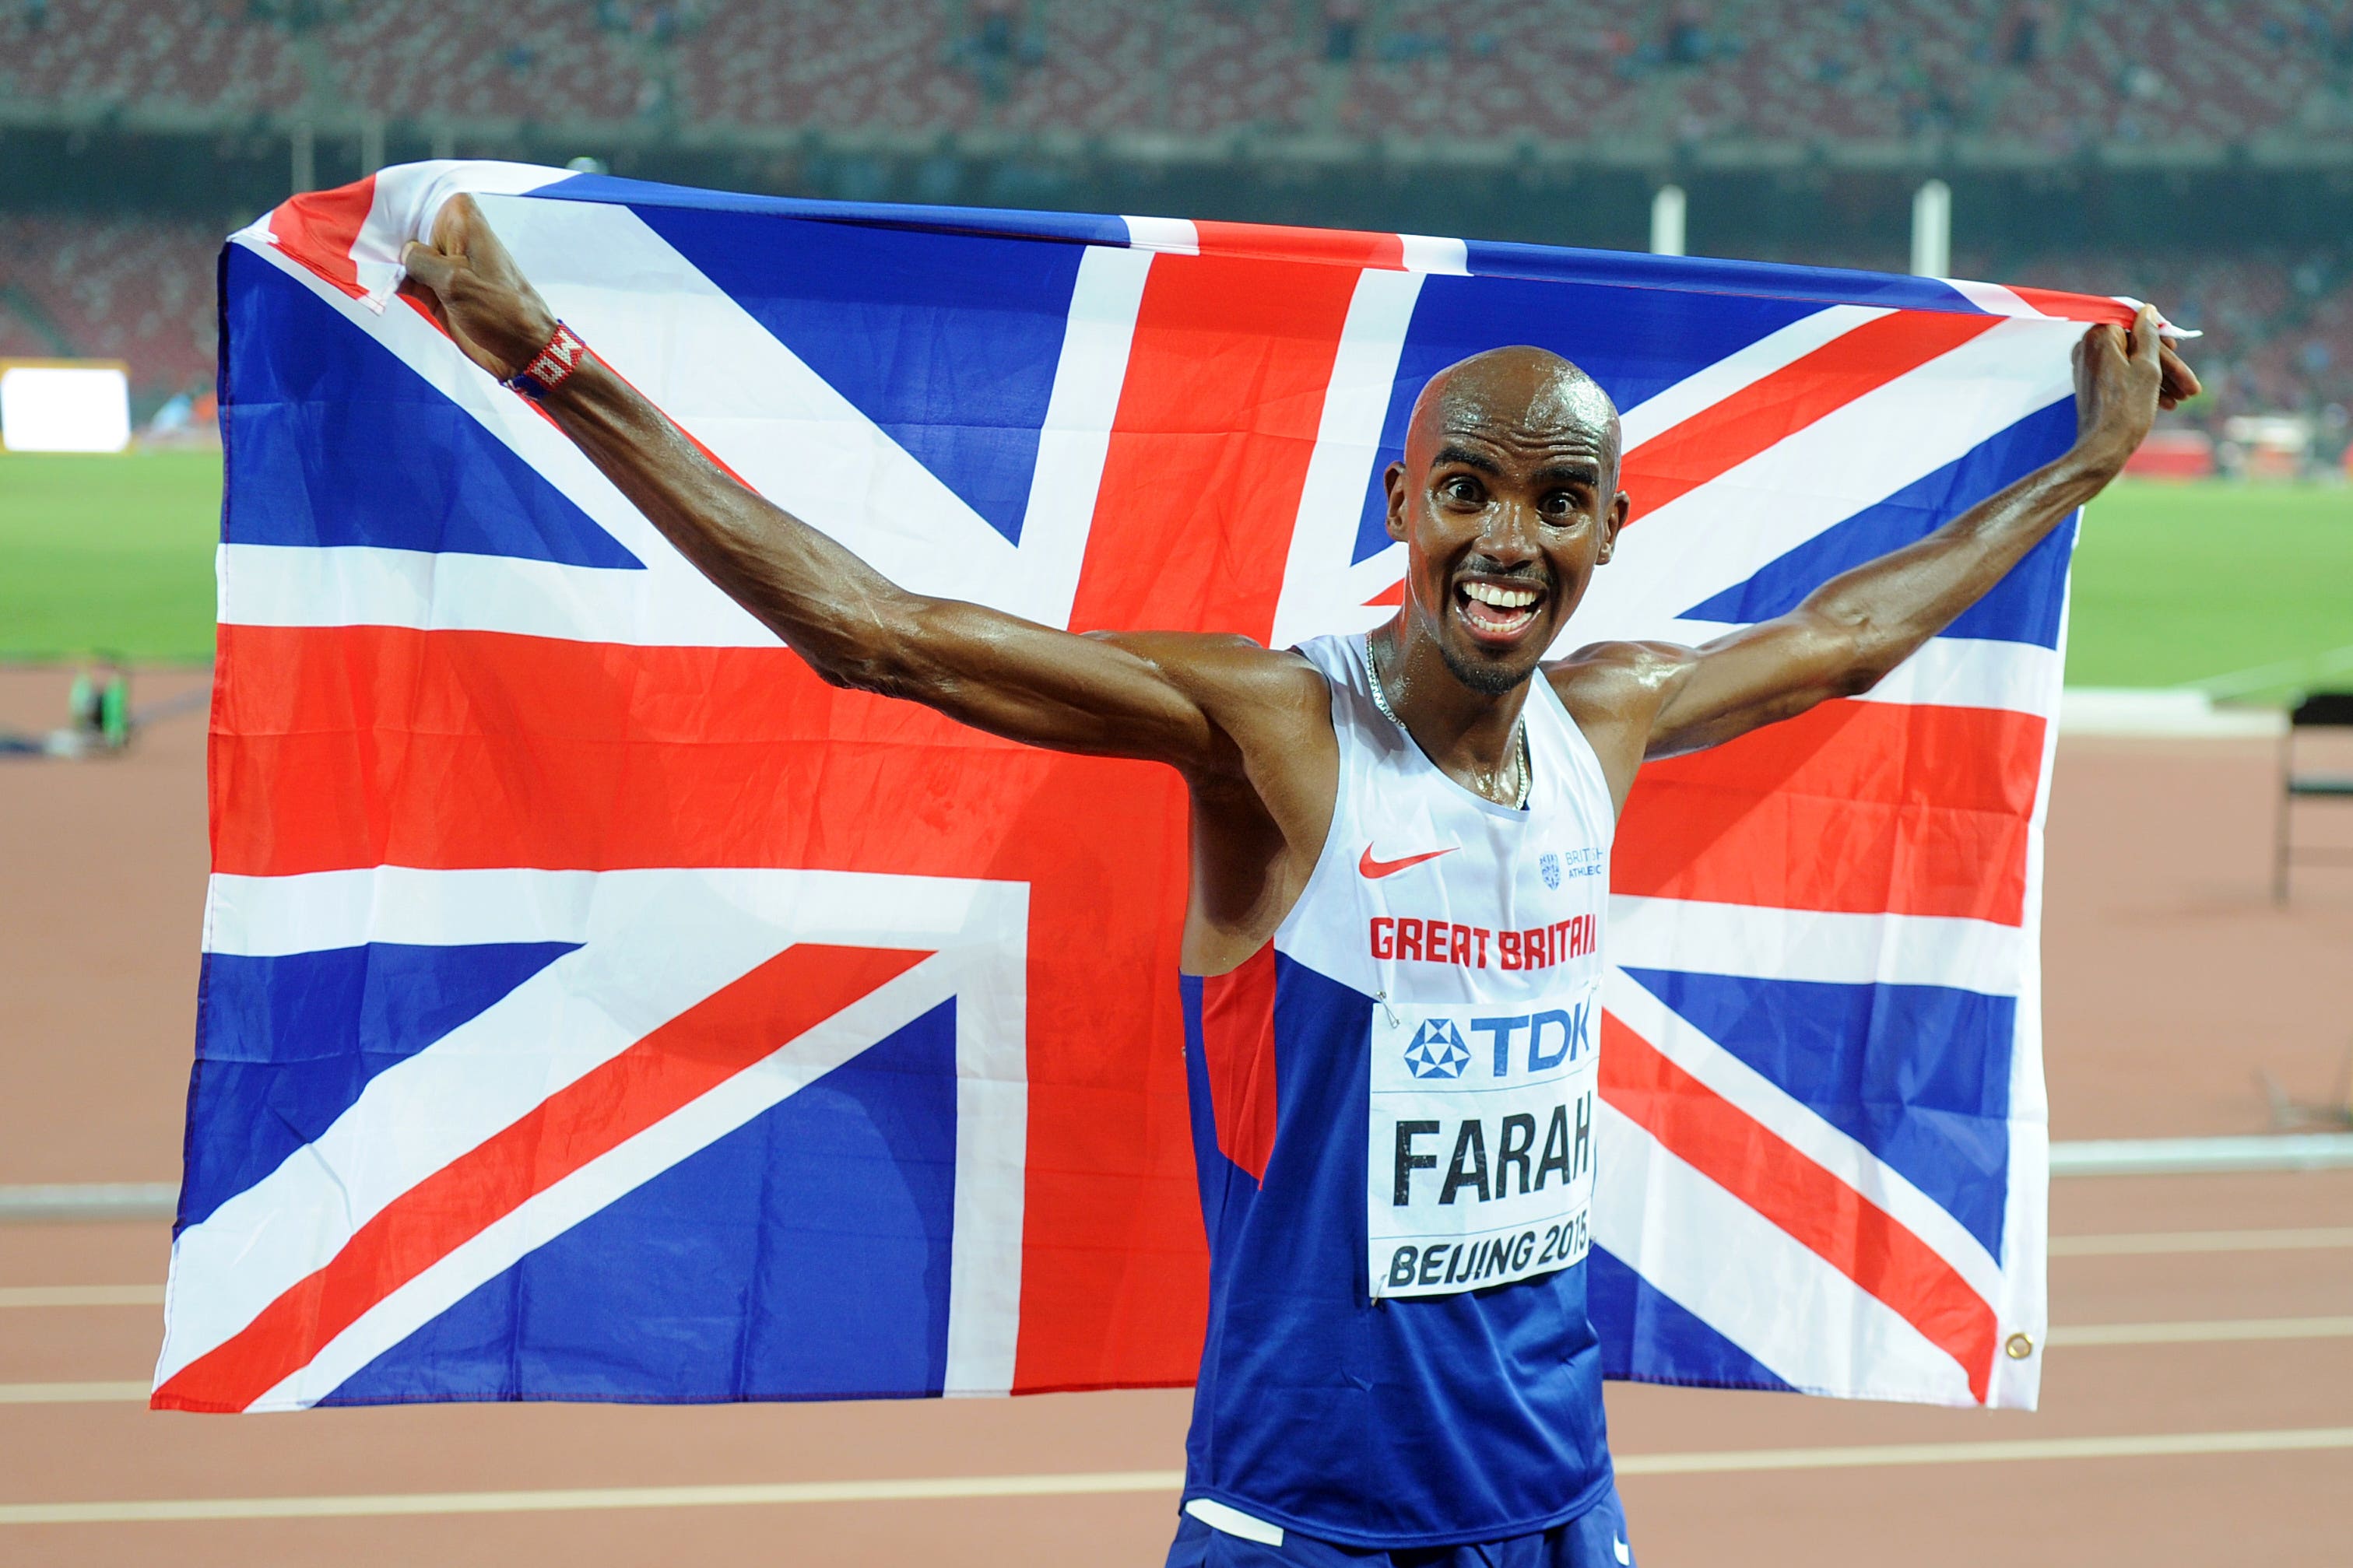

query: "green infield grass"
xmin=1 ymin=451 xmax=223 ymax=664
xmin=2 ymin=454 xmax=2348 ymax=697
xmin=2070 ymin=479 xmax=2353 ymax=700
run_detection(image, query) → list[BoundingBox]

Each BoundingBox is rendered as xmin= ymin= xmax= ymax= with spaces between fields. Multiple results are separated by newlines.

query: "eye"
xmin=1540 ymin=490 xmax=1578 ymax=521
xmin=1440 ymin=475 xmax=1484 ymax=505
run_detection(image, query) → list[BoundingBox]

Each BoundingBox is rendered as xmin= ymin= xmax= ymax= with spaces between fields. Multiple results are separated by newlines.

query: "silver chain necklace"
xmin=1364 ymin=636 xmax=1530 ymax=810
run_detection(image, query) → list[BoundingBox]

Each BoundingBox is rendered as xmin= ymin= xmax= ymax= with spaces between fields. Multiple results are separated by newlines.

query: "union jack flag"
xmin=157 ymin=160 xmax=2141 ymax=1413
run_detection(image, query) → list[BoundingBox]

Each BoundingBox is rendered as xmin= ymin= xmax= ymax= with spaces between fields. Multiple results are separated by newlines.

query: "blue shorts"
xmin=1165 ymin=1484 xmax=1635 ymax=1568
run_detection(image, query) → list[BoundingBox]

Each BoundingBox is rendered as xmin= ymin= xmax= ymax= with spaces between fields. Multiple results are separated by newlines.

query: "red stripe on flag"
xmin=1198 ymin=945 xmax=1280 ymax=1184
xmin=152 ymin=942 xmax=932 ymax=1413
xmin=2001 ymin=286 xmax=2137 ymax=326
xmin=210 ymin=623 xmax=1213 ymax=1394
xmin=210 ymin=626 xmax=1098 ymax=875
xmin=1620 ymin=310 xmax=2002 ymax=517
xmin=1192 ymin=219 xmax=1406 ymax=271
xmin=1612 ymin=698 xmax=2045 ymax=925
xmin=1031 ymin=248 xmax=1357 ymax=1387
xmin=1600 ymin=1012 xmax=1997 ymax=1404
xmin=1069 ymin=251 xmax=1366 ymax=646
xmin=265 ymin=177 xmax=378 ymax=301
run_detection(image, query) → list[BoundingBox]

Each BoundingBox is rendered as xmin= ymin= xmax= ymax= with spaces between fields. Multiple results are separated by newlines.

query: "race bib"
xmin=1367 ymin=984 xmax=1600 ymax=1300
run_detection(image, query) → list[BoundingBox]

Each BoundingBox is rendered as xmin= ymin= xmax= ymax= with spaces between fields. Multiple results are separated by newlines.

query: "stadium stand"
xmin=3 ymin=1 xmax=2349 ymax=148
xmin=0 ymin=214 xmax=219 ymax=400
xmin=2 ymin=1 xmax=2347 ymax=416
xmin=0 ymin=0 xmax=305 ymax=115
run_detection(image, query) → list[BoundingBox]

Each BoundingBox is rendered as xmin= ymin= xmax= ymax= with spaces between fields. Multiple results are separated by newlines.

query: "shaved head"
xmin=1379 ymin=344 xmax=1632 ymax=696
xmin=1404 ymin=346 xmax=1622 ymax=482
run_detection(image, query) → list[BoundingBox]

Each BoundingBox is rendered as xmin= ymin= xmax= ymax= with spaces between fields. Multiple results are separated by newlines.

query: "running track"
xmin=2 ymin=671 xmax=2347 ymax=1566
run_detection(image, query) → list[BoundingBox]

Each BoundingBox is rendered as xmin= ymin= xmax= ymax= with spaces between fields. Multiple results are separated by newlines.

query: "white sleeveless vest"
xmin=1175 ymin=630 xmax=1622 ymax=1548
xmin=1278 ymin=631 xmax=1619 ymax=1297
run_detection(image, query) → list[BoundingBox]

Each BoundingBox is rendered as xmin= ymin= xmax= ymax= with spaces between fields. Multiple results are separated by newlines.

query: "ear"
xmin=1382 ymin=461 xmax=1409 ymax=543
xmin=1596 ymin=490 xmax=1631 ymax=565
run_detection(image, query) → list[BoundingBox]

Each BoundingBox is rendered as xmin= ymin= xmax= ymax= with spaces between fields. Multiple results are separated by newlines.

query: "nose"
xmin=1473 ymin=497 xmax=1544 ymax=568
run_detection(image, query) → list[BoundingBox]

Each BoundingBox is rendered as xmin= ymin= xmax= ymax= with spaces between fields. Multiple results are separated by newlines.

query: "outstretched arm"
xmin=399 ymin=196 xmax=1277 ymax=773
xmin=1597 ymin=307 xmax=2197 ymax=760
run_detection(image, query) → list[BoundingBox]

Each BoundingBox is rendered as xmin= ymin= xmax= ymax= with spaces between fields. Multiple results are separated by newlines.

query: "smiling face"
xmin=1382 ymin=346 xmax=1631 ymax=695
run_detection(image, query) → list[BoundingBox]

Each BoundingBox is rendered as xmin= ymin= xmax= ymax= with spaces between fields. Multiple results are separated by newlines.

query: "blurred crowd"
xmin=0 ymin=213 xmax=220 ymax=398
xmin=4 ymin=0 xmax=2349 ymax=452
xmin=5 ymin=0 xmax=2352 ymax=148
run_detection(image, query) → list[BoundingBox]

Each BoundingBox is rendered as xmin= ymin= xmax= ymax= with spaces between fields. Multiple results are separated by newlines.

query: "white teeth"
xmin=1463 ymin=582 xmax=1539 ymax=609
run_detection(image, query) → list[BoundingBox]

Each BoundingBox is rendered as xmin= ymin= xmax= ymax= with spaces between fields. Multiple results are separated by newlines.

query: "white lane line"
xmin=0 ymin=1470 xmax=1189 ymax=1524
xmin=0 ymin=1184 xmax=175 ymax=1222
xmin=2050 ymin=1133 xmax=2353 ymax=1177
xmin=15 ymin=1226 xmax=2345 ymax=1310
xmin=0 ymin=1286 xmax=165 ymax=1309
xmin=10 ymin=1314 xmax=2351 ymax=1410
xmin=2 ymin=1226 xmax=2316 ymax=1313
xmin=2051 ymin=1227 xmax=2353 ymax=1257
xmin=1615 ymin=1426 xmax=2353 ymax=1477
xmin=2049 ymin=1316 xmax=2353 ymax=1347
xmin=7 ymin=1429 xmax=2353 ymax=1523
xmin=0 ymin=1382 xmax=149 ymax=1405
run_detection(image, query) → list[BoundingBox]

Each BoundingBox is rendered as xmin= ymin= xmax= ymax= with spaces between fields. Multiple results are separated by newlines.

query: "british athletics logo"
xmin=159 ymin=158 xmax=2153 ymax=1412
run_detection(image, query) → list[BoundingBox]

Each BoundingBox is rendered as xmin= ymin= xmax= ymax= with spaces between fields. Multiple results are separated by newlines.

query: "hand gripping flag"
xmin=159 ymin=160 xmax=2153 ymax=1414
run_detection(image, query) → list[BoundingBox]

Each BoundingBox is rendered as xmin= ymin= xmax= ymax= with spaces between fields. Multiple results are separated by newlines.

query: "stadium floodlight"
xmin=1650 ymin=185 xmax=1687 ymax=258
xmin=1912 ymin=179 xmax=1952 ymax=278
xmin=0 ymin=361 xmax=133 ymax=454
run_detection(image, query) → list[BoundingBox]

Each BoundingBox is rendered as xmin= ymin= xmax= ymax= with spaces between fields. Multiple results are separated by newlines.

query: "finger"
xmin=2130 ymin=305 xmax=2160 ymax=363
xmin=431 ymin=194 xmax=478 ymax=254
xmin=2158 ymin=342 xmax=2202 ymax=400
xmin=400 ymin=240 xmax=455 ymax=293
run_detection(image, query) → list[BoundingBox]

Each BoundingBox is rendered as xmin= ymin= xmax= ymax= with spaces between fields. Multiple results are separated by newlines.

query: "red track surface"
xmin=2 ymin=669 xmax=2348 ymax=1566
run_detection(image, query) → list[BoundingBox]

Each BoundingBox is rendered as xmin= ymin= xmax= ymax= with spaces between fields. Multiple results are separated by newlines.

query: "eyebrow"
xmin=1431 ymin=444 xmax=1504 ymax=475
xmin=1431 ymin=446 xmax=1604 ymax=488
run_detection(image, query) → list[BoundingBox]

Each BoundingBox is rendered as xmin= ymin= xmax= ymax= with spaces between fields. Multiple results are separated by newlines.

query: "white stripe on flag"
xmin=215 ymin=542 xmax=752 ymax=647
xmin=1397 ymin=234 xmax=1469 ymax=276
xmin=1603 ymin=978 xmax=2005 ymax=1310
xmin=1608 ymin=898 xmax=2025 ymax=995
xmin=202 ymin=868 xmax=599 ymax=956
xmin=482 ymin=195 xmax=1126 ymax=634
xmin=358 ymin=160 xmax=577 ymax=310
xmin=1617 ymin=305 xmax=1890 ymax=451
xmin=245 ymin=909 xmax=1025 ymax=1410
xmin=225 ymin=200 xmax=1155 ymax=644
xmin=1593 ymin=1100 xmax=1977 ymax=1406
xmin=1270 ymin=265 xmax=1425 ymax=649
xmin=1940 ymin=279 xmax=2049 ymax=321
xmin=1119 ymin=215 xmax=1199 ymax=255
xmin=1578 ymin=317 xmax=2081 ymax=643
xmin=158 ymin=869 xmax=1022 ymax=1391
xmin=1008 ymin=245 xmax=1156 ymax=632
xmin=222 ymin=237 xmax=767 ymax=645
xmin=1635 ymin=622 xmax=2061 ymax=716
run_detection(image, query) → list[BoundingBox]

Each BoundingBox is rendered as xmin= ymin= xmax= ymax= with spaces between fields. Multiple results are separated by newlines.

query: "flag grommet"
xmin=2004 ymin=1332 xmax=2035 ymax=1360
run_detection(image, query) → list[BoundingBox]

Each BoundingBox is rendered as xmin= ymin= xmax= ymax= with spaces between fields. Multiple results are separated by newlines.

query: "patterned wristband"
xmin=506 ymin=322 xmax=590 ymax=399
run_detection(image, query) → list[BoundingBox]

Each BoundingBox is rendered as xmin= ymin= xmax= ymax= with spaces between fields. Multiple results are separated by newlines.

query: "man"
xmin=400 ymin=198 xmax=2194 ymax=1566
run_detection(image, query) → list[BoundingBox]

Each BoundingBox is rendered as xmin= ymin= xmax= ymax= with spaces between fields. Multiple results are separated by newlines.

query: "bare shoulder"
xmin=1091 ymin=632 xmax=1340 ymax=975
xmin=1543 ymin=638 xmax=1698 ymax=720
xmin=1541 ymin=639 xmax=1702 ymax=808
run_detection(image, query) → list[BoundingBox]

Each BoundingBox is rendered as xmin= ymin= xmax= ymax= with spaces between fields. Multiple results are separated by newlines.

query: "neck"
xmin=1369 ymin=619 xmax=1531 ymax=801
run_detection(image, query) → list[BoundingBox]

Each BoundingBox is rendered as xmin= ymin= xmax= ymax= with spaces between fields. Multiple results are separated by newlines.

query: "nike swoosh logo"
xmin=1358 ymin=844 xmax=1456 ymax=879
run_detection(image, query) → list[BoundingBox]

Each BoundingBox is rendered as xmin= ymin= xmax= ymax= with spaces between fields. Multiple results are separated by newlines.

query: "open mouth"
xmin=1453 ymin=577 xmax=1547 ymax=643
